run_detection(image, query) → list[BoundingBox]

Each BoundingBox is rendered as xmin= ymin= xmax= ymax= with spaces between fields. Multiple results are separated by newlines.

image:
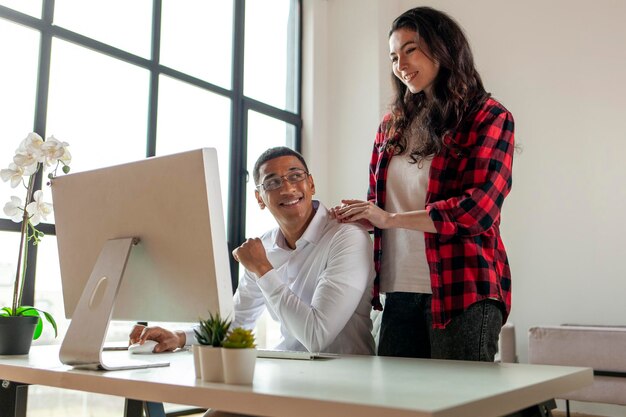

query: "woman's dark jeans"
xmin=377 ymin=292 xmax=503 ymax=361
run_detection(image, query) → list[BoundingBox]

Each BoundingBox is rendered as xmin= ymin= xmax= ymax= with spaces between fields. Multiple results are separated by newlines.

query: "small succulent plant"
xmin=194 ymin=312 xmax=232 ymax=347
xmin=222 ymin=327 xmax=256 ymax=349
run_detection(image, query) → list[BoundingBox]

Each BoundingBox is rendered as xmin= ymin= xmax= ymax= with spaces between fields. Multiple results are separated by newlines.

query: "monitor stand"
xmin=59 ymin=238 xmax=170 ymax=371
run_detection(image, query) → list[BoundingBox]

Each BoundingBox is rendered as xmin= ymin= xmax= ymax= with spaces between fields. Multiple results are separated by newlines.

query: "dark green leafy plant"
xmin=222 ymin=327 xmax=256 ymax=349
xmin=194 ymin=312 xmax=231 ymax=347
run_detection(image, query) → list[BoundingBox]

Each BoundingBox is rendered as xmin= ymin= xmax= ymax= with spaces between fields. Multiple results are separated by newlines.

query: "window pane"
xmin=32 ymin=235 xmax=65 ymax=345
xmin=161 ymin=0 xmax=233 ymax=89
xmin=53 ymin=0 xmax=152 ymax=58
xmin=0 ymin=231 xmax=21 ymax=310
xmin=45 ymin=38 xmax=150 ymax=222
xmin=0 ymin=19 xmax=39 ymax=220
xmin=244 ymin=0 xmax=299 ymax=112
xmin=0 ymin=0 xmax=41 ymax=18
xmin=47 ymin=39 xmax=149 ymax=172
xmin=156 ymin=75 xmax=231 ymax=219
xmin=245 ymin=110 xmax=296 ymax=239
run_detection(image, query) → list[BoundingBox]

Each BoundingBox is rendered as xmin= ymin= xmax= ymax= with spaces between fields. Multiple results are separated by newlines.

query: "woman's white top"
xmin=380 ymin=155 xmax=432 ymax=294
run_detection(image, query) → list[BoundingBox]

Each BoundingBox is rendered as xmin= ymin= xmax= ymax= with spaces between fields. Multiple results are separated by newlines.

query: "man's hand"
xmin=129 ymin=324 xmax=186 ymax=353
xmin=232 ymin=238 xmax=273 ymax=278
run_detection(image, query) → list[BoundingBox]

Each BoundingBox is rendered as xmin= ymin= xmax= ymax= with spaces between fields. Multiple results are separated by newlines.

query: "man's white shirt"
xmin=223 ymin=201 xmax=375 ymax=355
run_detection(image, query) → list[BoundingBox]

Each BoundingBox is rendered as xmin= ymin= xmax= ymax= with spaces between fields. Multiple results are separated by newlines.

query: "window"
xmin=0 ymin=0 xmax=301 ymax=340
xmin=1 ymin=0 xmax=301 ymax=413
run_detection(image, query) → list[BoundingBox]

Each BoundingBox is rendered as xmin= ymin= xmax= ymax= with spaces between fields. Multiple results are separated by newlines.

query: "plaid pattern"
xmin=368 ymin=98 xmax=514 ymax=328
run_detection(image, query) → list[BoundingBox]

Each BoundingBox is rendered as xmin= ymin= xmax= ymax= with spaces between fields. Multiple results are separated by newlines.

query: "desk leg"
xmin=145 ymin=402 xmax=168 ymax=417
xmin=124 ymin=399 xmax=143 ymax=417
xmin=505 ymin=399 xmax=556 ymax=417
xmin=124 ymin=399 xmax=167 ymax=417
xmin=0 ymin=381 xmax=28 ymax=417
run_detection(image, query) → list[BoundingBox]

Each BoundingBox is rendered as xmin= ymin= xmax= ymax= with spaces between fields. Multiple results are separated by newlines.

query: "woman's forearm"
xmin=385 ymin=209 xmax=437 ymax=233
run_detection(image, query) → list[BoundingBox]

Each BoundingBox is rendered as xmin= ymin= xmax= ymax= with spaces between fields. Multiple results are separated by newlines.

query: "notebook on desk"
xmin=256 ymin=349 xmax=338 ymax=360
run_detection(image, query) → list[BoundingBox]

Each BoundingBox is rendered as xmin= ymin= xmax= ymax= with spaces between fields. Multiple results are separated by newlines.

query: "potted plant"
xmin=193 ymin=311 xmax=231 ymax=382
xmin=0 ymin=132 xmax=70 ymax=355
xmin=221 ymin=327 xmax=257 ymax=385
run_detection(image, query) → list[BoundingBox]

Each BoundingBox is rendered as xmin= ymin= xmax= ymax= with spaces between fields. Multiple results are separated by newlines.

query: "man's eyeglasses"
xmin=256 ymin=169 xmax=310 ymax=192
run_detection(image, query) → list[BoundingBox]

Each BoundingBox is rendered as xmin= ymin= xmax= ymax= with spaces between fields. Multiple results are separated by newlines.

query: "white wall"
xmin=301 ymin=0 xmax=330 ymax=200
xmin=302 ymin=0 xmax=400 ymax=205
xmin=303 ymin=1 xmax=626 ymax=415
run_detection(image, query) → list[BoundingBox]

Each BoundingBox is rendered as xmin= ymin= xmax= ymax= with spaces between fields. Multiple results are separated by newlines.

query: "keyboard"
xmin=256 ymin=349 xmax=338 ymax=360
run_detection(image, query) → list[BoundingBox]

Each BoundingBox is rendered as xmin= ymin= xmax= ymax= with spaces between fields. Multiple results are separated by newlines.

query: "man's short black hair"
xmin=253 ymin=146 xmax=309 ymax=185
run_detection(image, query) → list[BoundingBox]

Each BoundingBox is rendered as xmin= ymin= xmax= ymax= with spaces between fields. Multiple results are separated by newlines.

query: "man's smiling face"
xmin=255 ymin=155 xmax=315 ymax=233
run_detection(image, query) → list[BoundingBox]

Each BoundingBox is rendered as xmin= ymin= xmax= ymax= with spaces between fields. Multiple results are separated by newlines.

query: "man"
xmin=130 ymin=147 xmax=375 ymax=355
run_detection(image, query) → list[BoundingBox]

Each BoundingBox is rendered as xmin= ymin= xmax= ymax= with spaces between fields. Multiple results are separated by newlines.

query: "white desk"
xmin=0 ymin=345 xmax=592 ymax=417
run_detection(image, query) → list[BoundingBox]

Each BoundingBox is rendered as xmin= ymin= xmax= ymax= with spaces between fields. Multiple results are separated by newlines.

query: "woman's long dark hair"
xmin=388 ymin=7 xmax=489 ymax=163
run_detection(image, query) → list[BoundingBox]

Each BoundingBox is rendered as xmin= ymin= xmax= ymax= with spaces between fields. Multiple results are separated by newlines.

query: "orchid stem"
xmin=11 ymin=169 xmax=38 ymax=314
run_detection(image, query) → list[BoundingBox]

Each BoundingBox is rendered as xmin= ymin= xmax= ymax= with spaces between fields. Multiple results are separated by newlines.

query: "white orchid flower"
xmin=14 ymin=132 xmax=45 ymax=168
xmin=17 ymin=132 xmax=44 ymax=154
xmin=12 ymin=152 xmax=41 ymax=170
xmin=60 ymin=146 xmax=72 ymax=165
xmin=41 ymin=135 xmax=71 ymax=167
xmin=3 ymin=196 xmax=25 ymax=223
xmin=25 ymin=190 xmax=52 ymax=226
xmin=0 ymin=163 xmax=37 ymax=188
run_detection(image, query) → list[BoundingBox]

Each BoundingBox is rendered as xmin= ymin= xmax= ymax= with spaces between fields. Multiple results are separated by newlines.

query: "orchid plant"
xmin=0 ymin=132 xmax=71 ymax=340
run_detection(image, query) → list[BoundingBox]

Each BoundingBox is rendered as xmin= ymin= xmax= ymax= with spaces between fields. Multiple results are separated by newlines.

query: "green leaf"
xmin=17 ymin=308 xmax=43 ymax=340
xmin=194 ymin=328 xmax=209 ymax=345
xmin=62 ymin=165 xmax=70 ymax=174
xmin=8 ymin=305 xmax=57 ymax=340
xmin=32 ymin=316 xmax=43 ymax=340
xmin=223 ymin=327 xmax=256 ymax=349
xmin=195 ymin=312 xmax=232 ymax=347
xmin=41 ymin=310 xmax=58 ymax=337
xmin=16 ymin=306 xmax=36 ymax=315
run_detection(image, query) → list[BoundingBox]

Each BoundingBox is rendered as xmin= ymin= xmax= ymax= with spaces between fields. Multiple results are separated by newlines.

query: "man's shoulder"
xmin=322 ymin=219 xmax=372 ymax=247
xmin=333 ymin=220 xmax=370 ymax=234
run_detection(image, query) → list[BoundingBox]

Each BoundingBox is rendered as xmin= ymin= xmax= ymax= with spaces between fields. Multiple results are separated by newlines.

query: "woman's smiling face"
xmin=389 ymin=28 xmax=440 ymax=97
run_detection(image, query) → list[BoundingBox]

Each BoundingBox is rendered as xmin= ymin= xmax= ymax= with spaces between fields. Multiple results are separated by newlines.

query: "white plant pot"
xmin=221 ymin=348 xmax=257 ymax=385
xmin=199 ymin=346 xmax=224 ymax=382
xmin=191 ymin=344 xmax=202 ymax=379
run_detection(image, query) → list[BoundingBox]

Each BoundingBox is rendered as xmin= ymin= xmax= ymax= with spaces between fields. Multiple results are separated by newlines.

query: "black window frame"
xmin=0 ymin=0 xmax=303 ymax=301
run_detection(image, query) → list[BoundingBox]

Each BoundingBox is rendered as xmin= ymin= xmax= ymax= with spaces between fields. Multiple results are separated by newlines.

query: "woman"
xmin=333 ymin=7 xmax=514 ymax=361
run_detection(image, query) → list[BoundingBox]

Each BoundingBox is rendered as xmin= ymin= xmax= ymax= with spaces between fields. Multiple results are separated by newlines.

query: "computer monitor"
xmin=51 ymin=148 xmax=234 ymax=370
